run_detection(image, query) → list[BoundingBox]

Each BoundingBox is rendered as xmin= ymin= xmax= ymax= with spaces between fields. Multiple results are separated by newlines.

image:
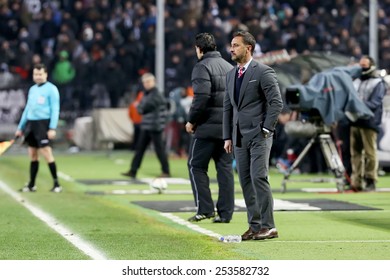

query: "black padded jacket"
xmin=188 ymin=51 xmax=233 ymax=139
xmin=137 ymin=87 xmax=168 ymax=132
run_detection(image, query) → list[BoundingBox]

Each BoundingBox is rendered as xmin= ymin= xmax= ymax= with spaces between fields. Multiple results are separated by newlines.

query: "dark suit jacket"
xmin=223 ymin=60 xmax=283 ymax=146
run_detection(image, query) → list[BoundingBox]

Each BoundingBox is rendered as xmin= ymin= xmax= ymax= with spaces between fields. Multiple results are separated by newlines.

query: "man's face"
xmin=33 ymin=68 xmax=48 ymax=85
xmin=195 ymin=46 xmax=202 ymax=60
xmin=230 ymin=36 xmax=250 ymax=63
xmin=142 ymin=77 xmax=155 ymax=90
xmin=359 ymin=57 xmax=371 ymax=70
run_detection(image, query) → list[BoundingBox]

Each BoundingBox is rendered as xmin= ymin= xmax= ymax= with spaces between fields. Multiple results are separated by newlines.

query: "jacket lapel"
xmin=238 ymin=61 xmax=256 ymax=108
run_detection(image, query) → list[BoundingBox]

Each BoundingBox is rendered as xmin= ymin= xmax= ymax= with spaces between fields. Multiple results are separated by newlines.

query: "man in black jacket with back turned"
xmin=185 ymin=33 xmax=235 ymax=223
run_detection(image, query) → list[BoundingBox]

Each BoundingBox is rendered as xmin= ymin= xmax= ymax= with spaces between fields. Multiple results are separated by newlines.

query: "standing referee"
xmin=16 ymin=63 xmax=62 ymax=193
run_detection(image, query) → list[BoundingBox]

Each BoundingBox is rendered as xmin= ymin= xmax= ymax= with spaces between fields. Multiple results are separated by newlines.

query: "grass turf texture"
xmin=1 ymin=151 xmax=390 ymax=260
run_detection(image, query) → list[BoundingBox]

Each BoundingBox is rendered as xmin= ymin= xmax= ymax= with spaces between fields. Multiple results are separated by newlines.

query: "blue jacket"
xmin=18 ymin=81 xmax=60 ymax=130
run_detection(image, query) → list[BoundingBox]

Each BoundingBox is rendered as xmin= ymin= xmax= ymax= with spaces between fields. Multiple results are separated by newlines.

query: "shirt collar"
xmin=37 ymin=82 xmax=47 ymax=87
xmin=238 ymin=58 xmax=252 ymax=73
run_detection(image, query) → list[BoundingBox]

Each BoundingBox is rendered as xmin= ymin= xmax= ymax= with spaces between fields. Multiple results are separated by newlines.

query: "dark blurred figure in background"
xmin=51 ymin=50 xmax=76 ymax=113
xmin=121 ymin=73 xmax=170 ymax=179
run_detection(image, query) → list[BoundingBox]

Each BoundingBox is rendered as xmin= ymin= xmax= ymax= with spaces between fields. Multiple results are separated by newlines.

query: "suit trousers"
xmin=234 ymin=131 xmax=275 ymax=231
xmin=188 ymin=137 xmax=235 ymax=219
xmin=130 ymin=129 xmax=170 ymax=175
xmin=350 ymin=126 xmax=378 ymax=186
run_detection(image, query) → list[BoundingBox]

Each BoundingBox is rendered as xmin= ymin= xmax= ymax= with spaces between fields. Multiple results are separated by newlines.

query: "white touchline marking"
xmin=160 ymin=213 xmax=221 ymax=240
xmin=0 ymin=180 xmax=108 ymax=260
xmin=57 ymin=171 xmax=74 ymax=182
xmin=161 ymin=213 xmax=390 ymax=244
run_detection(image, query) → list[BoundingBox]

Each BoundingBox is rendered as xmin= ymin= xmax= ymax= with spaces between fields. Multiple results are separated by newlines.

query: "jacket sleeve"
xmin=137 ymin=89 xmax=163 ymax=115
xmin=188 ymin=63 xmax=211 ymax=124
xmin=49 ymin=85 xmax=60 ymax=129
xmin=365 ymin=81 xmax=386 ymax=111
xmin=261 ymin=67 xmax=283 ymax=131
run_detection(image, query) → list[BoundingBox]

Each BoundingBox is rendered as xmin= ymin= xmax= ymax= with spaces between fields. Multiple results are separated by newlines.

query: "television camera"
xmin=279 ymin=66 xmax=375 ymax=193
xmin=281 ymin=87 xmax=346 ymax=193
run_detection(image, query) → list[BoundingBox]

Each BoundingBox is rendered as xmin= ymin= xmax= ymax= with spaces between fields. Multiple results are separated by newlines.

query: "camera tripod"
xmin=281 ymin=126 xmax=346 ymax=193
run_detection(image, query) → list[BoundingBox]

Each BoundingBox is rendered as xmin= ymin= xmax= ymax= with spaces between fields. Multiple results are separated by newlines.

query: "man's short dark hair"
xmin=195 ymin=33 xmax=217 ymax=54
xmin=33 ymin=63 xmax=47 ymax=72
xmin=232 ymin=31 xmax=256 ymax=55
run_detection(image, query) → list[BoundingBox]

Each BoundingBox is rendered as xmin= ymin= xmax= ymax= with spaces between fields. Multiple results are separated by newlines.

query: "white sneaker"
xmin=50 ymin=186 xmax=62 ymax=193
xmin=20 ymin=185 xmax=37 ymax=192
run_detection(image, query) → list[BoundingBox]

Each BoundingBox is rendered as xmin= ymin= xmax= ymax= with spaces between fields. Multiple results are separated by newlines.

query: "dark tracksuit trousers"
xmin=187 ymin=137 xmax=235 ymax=220
xmin=130 ymin=129 xmax=170 ymax=175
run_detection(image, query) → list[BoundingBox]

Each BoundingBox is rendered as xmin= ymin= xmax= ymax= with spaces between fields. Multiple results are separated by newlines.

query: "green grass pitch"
xmin=1 ymin=150 xmax=390 ymax=260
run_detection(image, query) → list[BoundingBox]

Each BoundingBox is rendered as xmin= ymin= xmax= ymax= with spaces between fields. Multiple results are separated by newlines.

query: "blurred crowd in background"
xmin=1 ymin=0 xmax=390 ymax=116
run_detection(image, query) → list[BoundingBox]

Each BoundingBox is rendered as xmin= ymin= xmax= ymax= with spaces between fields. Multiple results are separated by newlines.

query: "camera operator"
xmin=350 ymin=56 xmax=386 ymax=192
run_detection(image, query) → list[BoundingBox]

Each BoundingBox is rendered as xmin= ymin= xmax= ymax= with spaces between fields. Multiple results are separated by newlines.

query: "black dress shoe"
xmin=364 ymin=185 xmax=376 ymax=192
xmin=188 ymin=213 xmax=215 ymax=222
xmin=365 ymin=179 xmax=376 ymax=191
xmin=212 ymin=216 xmax=230 ymax=223
xmin=121 ymin=171 xmax=136 ymax=178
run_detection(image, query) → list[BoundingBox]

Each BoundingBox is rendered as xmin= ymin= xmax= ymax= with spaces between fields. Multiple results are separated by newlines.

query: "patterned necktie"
xmin=238 ymin=66 xmax=244 ymax=78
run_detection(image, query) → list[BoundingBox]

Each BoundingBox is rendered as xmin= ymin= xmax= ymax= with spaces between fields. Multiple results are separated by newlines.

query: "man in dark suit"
xmin=223 ymin=31 xmax=283 ymax=241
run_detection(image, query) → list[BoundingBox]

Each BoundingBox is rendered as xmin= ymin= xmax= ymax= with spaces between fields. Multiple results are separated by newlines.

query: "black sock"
xmin=48 ymin=162 xmax=59 ymax=186
xmin=29 ymin=161 xmax=39 ymax=188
